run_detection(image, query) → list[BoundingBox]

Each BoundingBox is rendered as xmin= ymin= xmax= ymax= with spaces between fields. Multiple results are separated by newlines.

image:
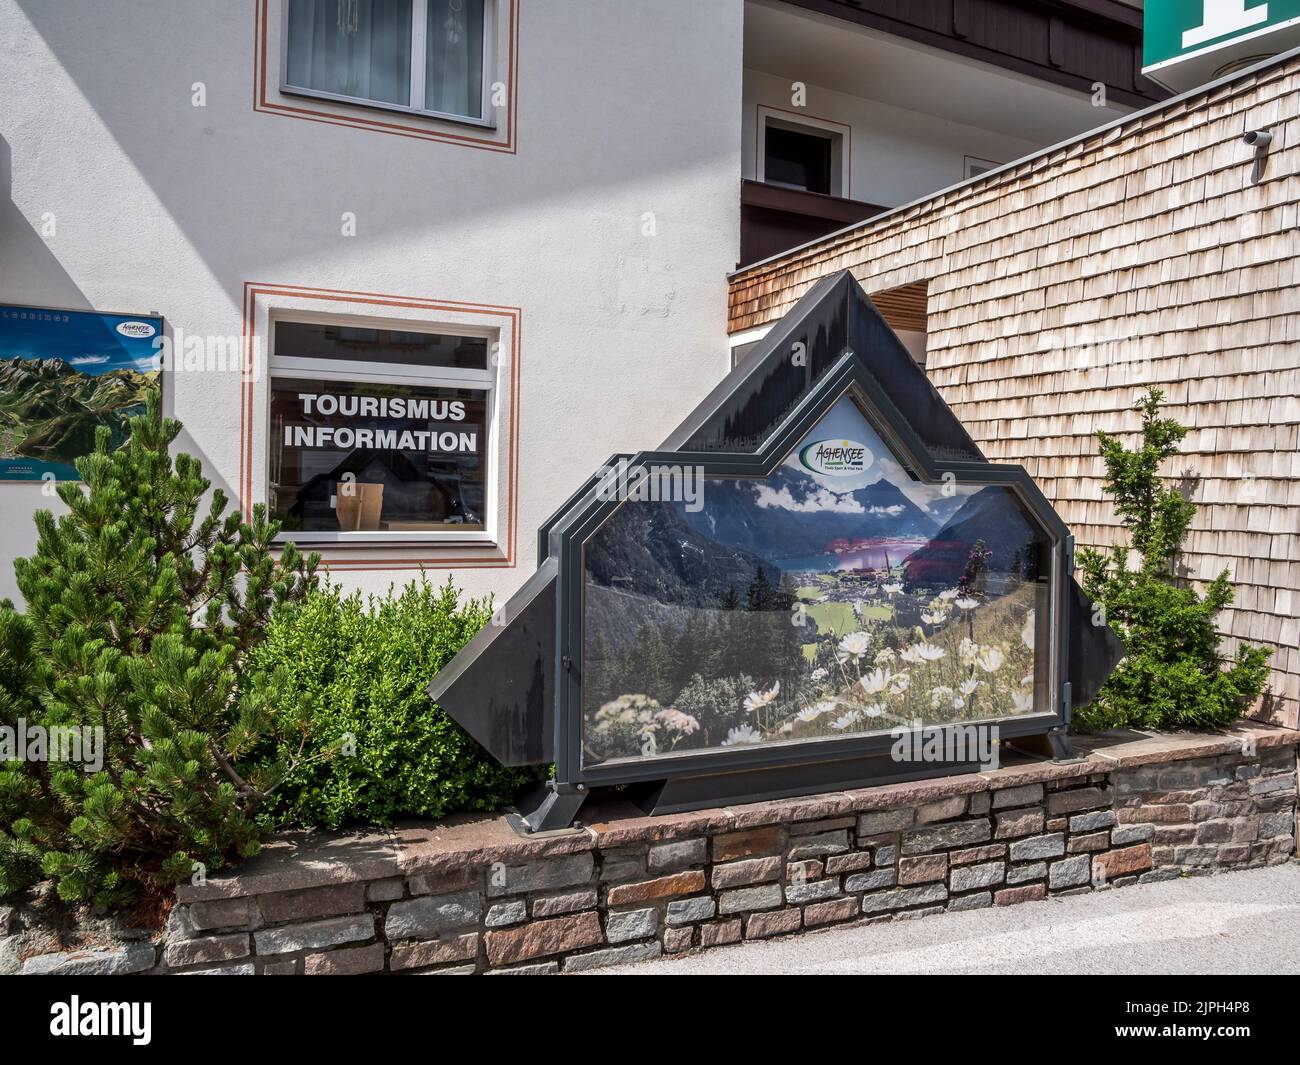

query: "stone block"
xmin=1068 ymin=831 xmax=1110 ymax=853
xmin=711 ymin=856 xmax=781 ymax=890
xmin=948 ymin=892 xmax=993 ymax=912
xmin=606 ymin=870 xmax=707 ymax=907
xmin=1094 ymin=844 xmax=1152 ymax=880
xmin=857 ymin=809 xmax=915 ymax=836
xmin=487 ymin=853 xmax=593 ymax=897
xmin=1008 ymin=833 xmax=1065 ymax=861
xmin=700 ymin=919 xmax=742 ymax=947
xmin=531 ymin=890 xmax=598 ymax=918
xmin=305 ymin=942 xmax=387 ymax=975
xmin=992 ymin=784 xmax=1044 ymax=808
xmin=1048 ymin=855 xmax=1091 ymax=890
xmin=563 ymin=942 xmax=662 ymax=972
xmin=666 ymin=896 xmax=716 ymax=925
xmin=844 ymin=868 xmax=897 ymax=892
xmin=712 ymin=826 xmax=783 ymax=862
xmin=994 ymin=883 xmax=1046 ymax=906
xmin=901 ymin=820 xmax=991 ymax=854
xmin=785 ymin=878 xmax=840 ymax=904
xmin=803 ymin=897 xmax=859 ymax=927
xmin=899 ymin=854 xmax=948 ymax=884
xmin=164 ymin=933 xmax=249 ymax=969
xmin=254 ymin=915 xmax=375 ymax=956
xmin=787 ymin=830 xmax=849 ymax=860
xmin=949 ymin=861 xmax=1005 ymax=892
xmin=824 ymin=851 xmax=873 ymax=875
xmin=917 ymin=797 xmax=967 ymax=823
xmin=485 ymin=912 xmax=603 ymax=966
xmin=384 ymin=891 xmax=479 ymax=941
xmin=745 ymin=909 xmax=801 ymax=938
xmin=485 ymin=900 xmax=527 ymax=928
xmin=605 ymin=908 xmax=658 ymax=943
xmin=1068 ymin=810 xmax=1116 ymax=833
xmin=719 ymin=883 xmax=784 ymax=914
xmin=995 ymin=808 xmax=1045 ymax=839
xmin=258 ymin=882 xmax=366 ymax=924
xmin=647 ymin=838 xmax=707 ymax=872
xmin=860 ymin=883 xmax=948 ymax=914
xmin=1006 ymin=862 xmax=1046 ymax=884
xmin=1046 ymin=787 xmax=1110 ymax=815
xmin=1110 ymin=823 xmax=1156 ymax=845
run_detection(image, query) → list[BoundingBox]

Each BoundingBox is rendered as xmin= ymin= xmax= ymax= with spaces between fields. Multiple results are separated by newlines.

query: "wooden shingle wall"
xmin=729 ymin=58 xmax=1300 ymax=724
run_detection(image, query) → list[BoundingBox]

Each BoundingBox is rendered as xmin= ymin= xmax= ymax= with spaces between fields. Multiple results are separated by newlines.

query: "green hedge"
xmin=250 ymin=577 xmax=534 ymax=830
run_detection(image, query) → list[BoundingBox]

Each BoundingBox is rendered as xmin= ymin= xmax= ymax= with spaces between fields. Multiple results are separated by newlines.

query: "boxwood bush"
xmin=249 ymin=576 xmax=534 ymax=830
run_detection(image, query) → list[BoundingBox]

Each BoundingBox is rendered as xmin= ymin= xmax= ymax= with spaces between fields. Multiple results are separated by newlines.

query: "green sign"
xmin=1144 ymin=0 xmax=1300 ymax=72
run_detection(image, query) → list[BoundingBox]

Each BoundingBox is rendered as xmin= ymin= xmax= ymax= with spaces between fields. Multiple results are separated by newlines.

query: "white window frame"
xmin=757 ymin=107 xmax=850 ymax=199
xmin=279 ymin=0 xmax=497 ymax=128
xmin=964 ymin=155 xmax=1000 ymax=179
xmin=267 ymin=309 xmax=499 ymax=546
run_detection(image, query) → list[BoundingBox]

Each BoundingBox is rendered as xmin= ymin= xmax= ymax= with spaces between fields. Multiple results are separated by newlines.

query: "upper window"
xmin=758 ymin=111 xmax=848 ymax=198
xmin=283 ymin=0 xmax=489 ymax=123
xmin=765 ymin=125 xmax=833 ymax=195
xmin=268 ymin=319 xmax=494 ymax=539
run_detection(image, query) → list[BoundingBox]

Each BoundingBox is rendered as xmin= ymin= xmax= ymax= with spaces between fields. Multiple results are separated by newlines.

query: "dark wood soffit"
xmin=780 ymin=0 xmax=1170 ymax=108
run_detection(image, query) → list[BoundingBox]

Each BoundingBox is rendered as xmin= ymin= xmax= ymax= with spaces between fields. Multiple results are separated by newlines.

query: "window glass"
xmin=426 ymin=0 xmax=484 ymax=118
xmin=274 ymin=321 xmax=489 ymax=371
xmin=286 ymin=0 xmax=413 ymax=107
xmin=581 ymin=397 xmax=1050 ymax=767
xmin=269 ymin=377 xmax=486 ymax=533
xmin=765 ymin=125 xmax=833 ymax=195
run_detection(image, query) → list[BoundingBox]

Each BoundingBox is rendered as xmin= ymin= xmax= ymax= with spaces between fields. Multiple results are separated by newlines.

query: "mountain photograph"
xmin=0 ymin=308 xmax=161 ymax=480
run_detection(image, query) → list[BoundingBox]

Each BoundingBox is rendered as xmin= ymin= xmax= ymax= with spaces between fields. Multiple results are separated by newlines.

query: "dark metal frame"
xmin=550 ymin=353 xmax=1073 ymax=792
xmin=430 ymin=270 xmax=1119 ymax=832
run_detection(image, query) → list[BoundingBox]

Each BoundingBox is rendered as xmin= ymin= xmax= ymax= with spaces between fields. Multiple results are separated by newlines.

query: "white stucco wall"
xmin=0 ymin=0 xmax=743 ymax=606
xmin=742 ymin=68 xmax=1043 ymax=208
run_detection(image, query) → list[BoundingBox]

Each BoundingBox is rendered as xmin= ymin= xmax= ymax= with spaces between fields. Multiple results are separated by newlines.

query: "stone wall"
xmin=125 ymin=727 xmax=1294 ymax=976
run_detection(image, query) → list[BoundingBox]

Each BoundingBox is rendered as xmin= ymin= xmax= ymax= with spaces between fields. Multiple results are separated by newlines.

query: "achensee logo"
xmin=114 ymin=320 xmax=157 ymax=339
xmin=50 ymin=997 xmax=151 ymax=1045
xmin=799 ymin=438 xmax=870 ymax=477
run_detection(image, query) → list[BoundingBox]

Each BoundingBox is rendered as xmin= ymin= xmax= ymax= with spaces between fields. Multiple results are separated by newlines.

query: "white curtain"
xmin=425 ymin=0 xmax=483 ymax=118
xmin=286 ymin=0 xmax=413 ymax=106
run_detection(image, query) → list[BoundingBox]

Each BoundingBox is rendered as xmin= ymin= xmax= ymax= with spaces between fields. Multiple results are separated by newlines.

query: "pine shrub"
xmin=0 ymin=396 xmax=319 ymax=906
xmin=1075 ymin=388 xmax=1270 ymax=731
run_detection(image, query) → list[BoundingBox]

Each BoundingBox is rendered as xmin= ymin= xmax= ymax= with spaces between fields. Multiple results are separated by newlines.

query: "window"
xmin=757 ymin=111 xmax=848 ymax=198
xmin=283 ymin=0 xmax=490 ymax=123
xmin=765 ymin=125 xmax=832 ymax=194
xmin=268 ymin=319 xmax=494 ymax=539
xmin=964 ymin=155 xmax=1000 ymax=179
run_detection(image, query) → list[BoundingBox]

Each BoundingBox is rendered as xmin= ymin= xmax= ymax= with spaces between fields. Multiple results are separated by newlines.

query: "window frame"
xmin=279 ymin=0 xmax=497 ymax=129
xmin=756 ymin=107 xmax=850 ymax=198
xmin=266 ymin=309 xmax=500 ymax=546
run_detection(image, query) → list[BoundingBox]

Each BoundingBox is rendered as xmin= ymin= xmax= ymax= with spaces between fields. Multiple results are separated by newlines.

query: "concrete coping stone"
xmin=176 ymin=725 xmax=1297 ymax=903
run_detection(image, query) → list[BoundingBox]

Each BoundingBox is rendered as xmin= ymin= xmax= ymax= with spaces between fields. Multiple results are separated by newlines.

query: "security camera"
xmin=1243 ymin=130 xmax=1272 ymax=149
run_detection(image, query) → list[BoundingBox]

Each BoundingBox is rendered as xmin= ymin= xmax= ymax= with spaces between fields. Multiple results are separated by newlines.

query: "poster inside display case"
xmin=429 ymin=271 xmax=1124 ymax=832
xmin=0 ymin=305 xmax=162 ymax=481
xmin=581 ymin=395 xmax=1052 ymax=766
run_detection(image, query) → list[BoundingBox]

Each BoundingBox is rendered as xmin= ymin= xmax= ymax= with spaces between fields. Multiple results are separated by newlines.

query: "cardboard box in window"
xmin=335 ymin=482 xmax=384 ymax=531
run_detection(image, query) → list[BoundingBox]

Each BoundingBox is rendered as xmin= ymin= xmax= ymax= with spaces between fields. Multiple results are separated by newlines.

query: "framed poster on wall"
xmin=0 ymin=305 xmax=163 ymax=482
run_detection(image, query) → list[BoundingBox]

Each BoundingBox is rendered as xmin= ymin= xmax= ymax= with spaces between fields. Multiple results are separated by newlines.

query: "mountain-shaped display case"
xmin=429 ymin=272 xmax=1124 ymax=832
